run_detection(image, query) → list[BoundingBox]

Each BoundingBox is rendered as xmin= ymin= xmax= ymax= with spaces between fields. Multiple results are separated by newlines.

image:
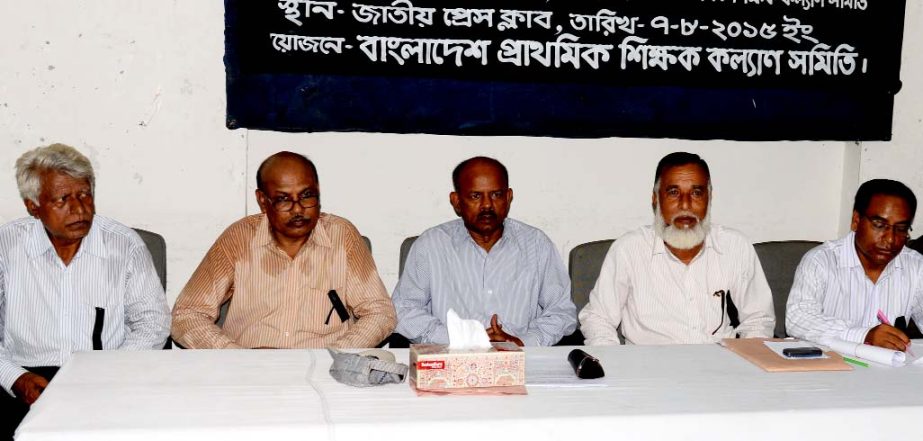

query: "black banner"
xmin=225 ymin=0 xmax=906 ymax=140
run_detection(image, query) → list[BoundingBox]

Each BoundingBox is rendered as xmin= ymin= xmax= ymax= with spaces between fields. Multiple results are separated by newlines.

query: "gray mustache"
xmin=670 ymin=211 xmax=700 ymax=223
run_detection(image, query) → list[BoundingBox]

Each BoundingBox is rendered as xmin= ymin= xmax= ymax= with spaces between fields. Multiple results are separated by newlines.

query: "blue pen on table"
xmin=877 ymin=309 xmax=915 ymax=357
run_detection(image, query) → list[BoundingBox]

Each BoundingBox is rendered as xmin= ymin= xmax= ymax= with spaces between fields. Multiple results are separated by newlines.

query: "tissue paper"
xmin=446 ymin=308 xmax=492 ymax=350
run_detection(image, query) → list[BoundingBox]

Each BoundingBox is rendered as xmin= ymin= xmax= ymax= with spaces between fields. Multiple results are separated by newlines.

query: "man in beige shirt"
xmin=171 ymin=152 xmax=395 ymax=349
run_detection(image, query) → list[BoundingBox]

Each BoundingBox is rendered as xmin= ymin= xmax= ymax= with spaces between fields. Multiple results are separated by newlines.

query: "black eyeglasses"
xmin=260 ymin=190 xmax=319 ymax=212
xmin=861 ymin=215 xmax=912 ymax=237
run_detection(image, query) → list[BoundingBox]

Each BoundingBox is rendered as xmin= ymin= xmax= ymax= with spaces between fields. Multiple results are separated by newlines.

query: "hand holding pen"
xmin=864 ymin=309 xmax=913 ymax=353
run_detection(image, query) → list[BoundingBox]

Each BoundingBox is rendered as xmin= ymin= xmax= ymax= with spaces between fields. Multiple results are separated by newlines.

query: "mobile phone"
xmin=782 ymin=347 xmax=823 ymax=358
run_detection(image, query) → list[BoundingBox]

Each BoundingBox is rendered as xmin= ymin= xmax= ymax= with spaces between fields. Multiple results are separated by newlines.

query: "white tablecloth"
xmin=15 ymin=344 xmax=923 ymax=441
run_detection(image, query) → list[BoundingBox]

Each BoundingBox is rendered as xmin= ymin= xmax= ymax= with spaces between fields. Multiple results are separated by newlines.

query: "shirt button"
xmin=284 ymin=332 xmax=290 ymax=337
xmin=487 ymin=290 xmax=493 ymax=295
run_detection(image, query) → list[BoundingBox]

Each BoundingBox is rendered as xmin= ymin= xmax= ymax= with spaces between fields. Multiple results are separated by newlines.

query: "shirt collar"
xmin=26 ymin=216 xmax=105 ymax=259
xmin=26 ymin=217 xmax=52 ymax=258
xmin=839 ymin=231 xmax=905 ymax=271
xmin=838 ymin=232 xmax=862 ymax=268
xmin=450 ymin=218 xmax=515 ymax=252
xmin=253 ymin=213 xmax=331 ymax=253
xmin=79 ymin=218 xmax=107 ymax=258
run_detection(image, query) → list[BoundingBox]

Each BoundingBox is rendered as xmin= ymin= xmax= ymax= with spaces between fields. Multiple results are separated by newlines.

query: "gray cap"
xmin=327 ymin=348 xmax=408 ymax=387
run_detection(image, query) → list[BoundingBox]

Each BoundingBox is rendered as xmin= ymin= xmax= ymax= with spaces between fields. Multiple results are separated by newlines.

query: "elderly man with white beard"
xmin=579 ymin=152 xmax=775 ymax=345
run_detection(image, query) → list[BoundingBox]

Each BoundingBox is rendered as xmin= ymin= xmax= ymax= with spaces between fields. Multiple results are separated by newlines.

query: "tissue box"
xmin=409 ymin=342 xmax=525 ymax=390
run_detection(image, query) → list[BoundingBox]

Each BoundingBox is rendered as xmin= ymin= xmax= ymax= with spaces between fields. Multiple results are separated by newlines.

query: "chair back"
xmin=133 ymin=228 xmax=170 ymax=349
xmin=568 ymin=239 xmax=615 ymax=314
xmin=361 ymin=235 xmax=371 ymax=253
xmin=398 ymin=236 xmax=419 ymax=277
xmin=387 ymin=235 xmax=421 ymax=348
xmin=753 ymin=240 xmax=821 ymax=338
xmin=133 ymin=228 xmax=167 ymax=291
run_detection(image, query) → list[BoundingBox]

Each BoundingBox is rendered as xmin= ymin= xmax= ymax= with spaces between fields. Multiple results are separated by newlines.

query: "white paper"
xmin=907 ymin=350 xmax=923 ymax=365
xmin=526 ymin=353 xmax=607 ymax=388
xmin=446 ymin=308 xmax=492 ymax=350
xmin=911 ymin=340 xmax=923 ymax=365
xmin=825 ymin=339 xmax=906 ymax=367
xmin=763 ymin=341 xmax=829 ymax=359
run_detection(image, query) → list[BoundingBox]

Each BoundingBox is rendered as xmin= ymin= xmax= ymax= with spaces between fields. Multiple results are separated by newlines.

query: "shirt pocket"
xmin=77 ymin=296 xmax=123 ymax=350
xmin=301 ymin=285 xmax=352 ymax=336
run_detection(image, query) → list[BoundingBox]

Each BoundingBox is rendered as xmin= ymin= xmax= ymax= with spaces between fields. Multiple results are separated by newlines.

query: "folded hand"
xmin=12 ymin=372 xmax=49 ymax=405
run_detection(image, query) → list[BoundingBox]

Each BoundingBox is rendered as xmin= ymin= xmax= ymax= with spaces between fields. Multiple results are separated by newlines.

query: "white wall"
xmin=0 ymin=1 xmax=246 ymax=299
xmin=0 ymin=1 xmax=918 ymax=303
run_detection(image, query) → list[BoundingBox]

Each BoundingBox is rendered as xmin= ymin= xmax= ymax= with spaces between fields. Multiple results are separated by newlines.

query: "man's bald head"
xmin=256 ymin=151 xmax=318 ymax=191
xmin=452 ymin=156 xmax=508 ymax=192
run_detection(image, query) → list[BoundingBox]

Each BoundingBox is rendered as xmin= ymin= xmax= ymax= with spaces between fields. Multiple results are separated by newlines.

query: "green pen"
xmin=842 ymin=356 xmax=868 ymax=368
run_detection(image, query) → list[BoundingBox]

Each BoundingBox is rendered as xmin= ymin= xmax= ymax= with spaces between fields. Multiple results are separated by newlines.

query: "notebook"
xmin=721 ymin=338 xmax=852 ymax=372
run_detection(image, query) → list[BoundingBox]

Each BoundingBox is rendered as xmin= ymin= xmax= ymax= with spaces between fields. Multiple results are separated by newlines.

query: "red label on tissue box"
xmin=417 ymin=360 xmax=445 ymax=370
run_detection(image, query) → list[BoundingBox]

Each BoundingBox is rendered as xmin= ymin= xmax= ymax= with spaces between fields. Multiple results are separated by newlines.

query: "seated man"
xmin=171 ymin=152 xmax=395 ymax=349
xmin=0 ymin=144 xmax=170 ymax=440
xmin=580 ymin=152 xmax=774 ymax=345
xmin=787 ymin=179 xmax=923 ymax=350
xmin=392 ymin=156 xmax=577 ymax=346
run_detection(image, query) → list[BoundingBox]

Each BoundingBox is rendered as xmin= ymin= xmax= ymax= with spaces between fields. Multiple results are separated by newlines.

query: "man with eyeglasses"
xmin=579 ymin=152 xmax=775 ymax=345
xmin=391 ymin=156 xmax=577 ymax=346
xmin=171 ymin=152 xmax=395 ymax=349
xmin=787 ymin=179 xmax=923 ymax=351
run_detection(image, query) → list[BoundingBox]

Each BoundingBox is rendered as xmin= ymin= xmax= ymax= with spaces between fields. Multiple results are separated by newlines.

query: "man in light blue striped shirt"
xmin=0 ymin=144 xmax=170 ymax=440
xmin=392 ymin=157 xmax=576 ymax=346
xmin=787 ymin=179 xmax=923 ymax=351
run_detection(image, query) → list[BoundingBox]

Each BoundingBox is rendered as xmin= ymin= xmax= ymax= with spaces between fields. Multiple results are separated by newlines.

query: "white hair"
xmin=15 ymin=143 xmax=95 ymax=204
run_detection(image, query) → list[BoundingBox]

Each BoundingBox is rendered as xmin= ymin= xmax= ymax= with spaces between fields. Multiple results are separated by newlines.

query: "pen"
xmin=842 ymin=356 xmax=868 ymax=368
xmin=877 ymin=309 xmax=915 ymax=357
xmin=876 ymin=309 xmax=891 ymax=326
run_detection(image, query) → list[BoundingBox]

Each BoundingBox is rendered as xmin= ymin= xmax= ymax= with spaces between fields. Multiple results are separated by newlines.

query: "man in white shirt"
xmin=579 ymin=152 xmax=775 ymax=345
xmin=0 ymin=144 xmax=170 ymax=440
xmin=786 ymin=179 xmax=923 ymax=351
